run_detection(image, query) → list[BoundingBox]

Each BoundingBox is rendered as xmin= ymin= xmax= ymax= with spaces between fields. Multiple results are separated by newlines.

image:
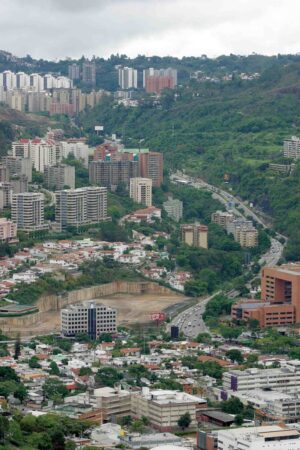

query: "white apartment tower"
xmin=118 ymin=67 xmax=138 ymax=89
xmin=12 ymin=192 xmax=47 ymax=231
xmin=130 ymin=177 xmax=152 ymax=207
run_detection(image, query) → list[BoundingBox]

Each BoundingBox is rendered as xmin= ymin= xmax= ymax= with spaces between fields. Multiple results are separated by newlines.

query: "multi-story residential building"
xmin=143 ymin=68 xmax=177 ymax=89
xmin=223 ymin=360 xmax=300 ymax=394
xmin=118 ymin=67 xmax=138 ymax=89
xmin=181 ymin=223 xmax=208 ymax=249
xmin=131 ymin=388 xmax=206 ymax=431
xmin=60 ymin=139 xmax=90 ymax=167
xmin=12 ymin=139 xmax=31 ymax=159
xmin=30 ymin=138 xmax=61 ymax=173
xmin=68 ymin=64 xmax=80 ymax=81
xmin=0 ymin=182 xmax=13 ymax=209
xmin=44 ymin=164 xmax=75 ymax=190
xmin=0 ymin=164 xmax=9 ymax=182
xmin=283 ymin=136 xmax=300 ymax=159
xmin=11 ymin=192 xmax=47 ymax=231
xmin=232 ymin=264 xmax=300 ymax=327
xmin=3 ymin=156 xmax=32 ymax=182
xmin=55 ymin=187 xmax=107 ymax=230
xmin=226 ymin=218 xmax=257 ymax=247
xmin=0 ymin=218 xmax=17 ymax=242
xmin=89 ymin=159 xmax=139 ymax=190
xmin=82 ymin=61 xmax=96 ymax=86
xmin=139 ymin=151 xmax=163 ymax=187
xmin=91 ymin=387 xmax=131 ymax=419
xmin=10 ymin=174 xmax=28 ymax=194
xmin=145 ymin=76 xmax=175 ymax=94
xmin=130 ymin=178 xmax=152 ymax=207
xmin=61 ymin=301 xmax=117 ymax=338
xmin=163 ymin=197 xmax=183 ymax=222
xmin=211 ymin=210 xmax=234 ymax=228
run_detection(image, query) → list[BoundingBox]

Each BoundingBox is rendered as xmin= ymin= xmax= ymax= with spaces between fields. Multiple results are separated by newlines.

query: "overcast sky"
xmin=2 ymin=0 xmax=300 ymax=60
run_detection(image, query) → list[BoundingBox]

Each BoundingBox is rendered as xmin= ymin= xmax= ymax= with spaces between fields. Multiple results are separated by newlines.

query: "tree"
xmin=14 ymin=384 xmax=28 ymax=403
xmin=95 ymin=367 xmax=123 ymax=387
xmin=221 ymin=397 xmax=244 ymax=415
xmin=50 ymin=429 xmax=65 ymax=450
xmin=0 ymin=366 xmax=19 ymax=382
xmin=29 ymin=356 xmax=41 ymax=369
xmin=49 ymin=361 xmax=60 ymax=376
xmin=225 ymin=349 xmax=244 ymax=364
xmin=79 ymin=367 xmax=93 ymax=376
xmin=177 ymin=412 xmax=191 ymax=430
xmin=0 ymin=415 xmax=9 ymax=443
xmin=14 ymin=333 xmax=21 ymax=360
xmin=130 ymin=420 xmax=145 ymax=433
xmin=234 ymin=414 xmax=244 ymax=426
xmin=28 ymin=432 xmax=53 ymax=450
xmin=43 ymin=379 xmax=68 ymax=403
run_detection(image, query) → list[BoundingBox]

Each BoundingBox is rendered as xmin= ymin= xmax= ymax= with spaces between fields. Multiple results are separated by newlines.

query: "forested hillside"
xmin=80 ymin=62 xmax=300 ymax=259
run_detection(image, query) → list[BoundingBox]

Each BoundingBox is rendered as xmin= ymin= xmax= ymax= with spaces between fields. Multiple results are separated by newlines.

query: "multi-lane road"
xmin=168 ymin=172 xmax=287 ymax=338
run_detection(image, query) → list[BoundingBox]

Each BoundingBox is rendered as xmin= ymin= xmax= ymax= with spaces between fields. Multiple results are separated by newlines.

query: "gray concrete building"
xmin=163 ymin=197 xmax=183 ymax=222
xmin=12 ymin=192 xmax=47 ymax=231
xmin=44 ymin=164 xmax=75 ymax=190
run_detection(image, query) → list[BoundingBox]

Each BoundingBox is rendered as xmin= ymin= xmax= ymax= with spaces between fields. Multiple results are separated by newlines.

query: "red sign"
xmin=151 ymin=312 xmax=166 ymax=322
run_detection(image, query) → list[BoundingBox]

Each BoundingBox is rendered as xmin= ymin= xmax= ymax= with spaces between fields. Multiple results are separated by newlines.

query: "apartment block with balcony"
xmin=130 ymin=177 xmax=152 ymax=207
xmin=181 ymin=223 xmax=208 ymax=249
xmin=11 ymin=192 xmax=48 ymax=231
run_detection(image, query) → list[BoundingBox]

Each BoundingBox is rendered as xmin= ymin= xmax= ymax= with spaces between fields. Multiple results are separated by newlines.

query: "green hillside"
xmin=80 ymin=62 xmax=300 ymax=259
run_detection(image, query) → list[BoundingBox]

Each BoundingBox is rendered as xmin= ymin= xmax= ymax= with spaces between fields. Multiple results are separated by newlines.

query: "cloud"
xmin=0 ymin=0 xmax=299 ymax=59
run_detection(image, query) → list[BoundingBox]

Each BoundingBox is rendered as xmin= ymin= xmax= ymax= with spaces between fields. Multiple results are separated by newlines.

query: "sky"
xmin=1 ymin=0 xmax=300 ymax=60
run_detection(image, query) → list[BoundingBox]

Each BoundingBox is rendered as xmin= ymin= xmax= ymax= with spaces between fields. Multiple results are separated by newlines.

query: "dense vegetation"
xmin=79 ymin=61 xmax=300 ymax=260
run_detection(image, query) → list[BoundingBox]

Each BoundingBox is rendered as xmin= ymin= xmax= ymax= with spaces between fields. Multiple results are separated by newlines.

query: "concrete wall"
xmin=0 ymin=281 xmax=173 ymax=336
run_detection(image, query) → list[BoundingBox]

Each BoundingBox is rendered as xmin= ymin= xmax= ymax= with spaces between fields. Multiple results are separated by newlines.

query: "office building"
xmin=68 ymin=64 xmax=80 ymax=81
xmin=89 ymin=159 xmax=139 ymax=190
xmin=130 ymin=177 xmax=152 ymax=207
xmin=232 ymin=264 xmax=300 ymax=327
xmin=82 ymin=61 xmax=96 ymax=86
xmin=131 ymin=388 xmax=206 ymax=431
xmin=0 ymin=218 xmax=17 ymax=242
xmin=91 ymin=387 xmax=131 ymax=419
xmin=0 ymin=182 xmax=13 ymax=209
xmin=181 ymin=224 xmax=208 ymax=249
xmin=211 ymin=210 xmax=234 ymax=228
xmin=118 ymin=67 xmax=138 ymax=89
xmin=12 ymin=192 xmax=47 ymax=231
xmin=163 ymin=197 xmax=183 ymax=222
xmin=223 ymin=360 xmax=300 ymax=394
xmin=44 ymin=164 xmax=75 ymax=190
xmin=139 ymin=151 xmax=163 ymax=187
xmin=283 ymin=136 xmax=300 ymax=159
xmin=55 ymin=187 xmax=107 ymax=230
xmin=61 ymin=301 xmax=117 ymax=339
xmin=200 ymin=425 xmax=300 ymax=450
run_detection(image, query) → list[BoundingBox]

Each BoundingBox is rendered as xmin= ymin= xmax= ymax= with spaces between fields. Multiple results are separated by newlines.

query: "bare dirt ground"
xmin=17 ymin=292 xmax=191 ymax=337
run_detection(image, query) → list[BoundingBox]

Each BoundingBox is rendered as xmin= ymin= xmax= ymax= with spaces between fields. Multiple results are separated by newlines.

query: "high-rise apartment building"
xmin=118 ymin=67 xmax=138 ymax=89
xmin=130 ymin=178 xmax=152 ymax=207
xmin=44 ymin=164 xmax=75 ymax=190
xmin=226 ymin=218 xmax=257 ymax=248
xmin=12 ymin=139 xmax=31 ymax=159
xmin=163 ymin=197 xmax=183 ymax=222
xmin=68 ymin=64 xmax=80 ymax=81
xmin=12 ymin=138 xmax=61 ymax=173
xmin=181 ymin=224 xmax=208 ymax=249
xmin=145 ymin=76 xmax=174 ymax=94
xmin=55 ymin=187 xmax=107 ymax=230
xmin=82 ymin=61 xmax=96 ymax=86
xmin=12 ymin=192 xmax=47 ymax=231
xmin=0 ymin=218 xmax=17 ymax=242
xmin=283 ymin=136 xmax=300 ymax=159
xmin=139 ymin=151 xmax=163 ymax=187
xmin=60 ymin=139 xmax=90 ymax=167
xmin=89 ymin=160 xmax=139 ymax=190
xmin=0 ymin=182 xmax=13 ymax=209
xmin=10 ymin=175 xmax=28 ymax=194
xmin=0 ymin=164 xmax=9 ymax=182
xmin=211 ymin=210 xmax=234 ymax=228
xmin=61 ymin=301 xmax=117 ymax=339
xmin=143 ymin=68 xmax=177 ymax=88
xmin=2 ymin=156 xmax=32 ymax=182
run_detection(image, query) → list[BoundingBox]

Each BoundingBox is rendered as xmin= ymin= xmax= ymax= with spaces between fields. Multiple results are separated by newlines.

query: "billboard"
xmin=95 ymin=125 xmax=104 ymax=131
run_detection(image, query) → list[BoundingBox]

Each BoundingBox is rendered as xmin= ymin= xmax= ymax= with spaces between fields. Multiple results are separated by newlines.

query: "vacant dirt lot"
xmin=16 ymin=291 xmax=191 ymax=337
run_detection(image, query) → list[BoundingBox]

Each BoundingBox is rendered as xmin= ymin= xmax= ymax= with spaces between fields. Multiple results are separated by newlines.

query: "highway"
xmin=168 ymin=294 xmax=217 ymax=339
